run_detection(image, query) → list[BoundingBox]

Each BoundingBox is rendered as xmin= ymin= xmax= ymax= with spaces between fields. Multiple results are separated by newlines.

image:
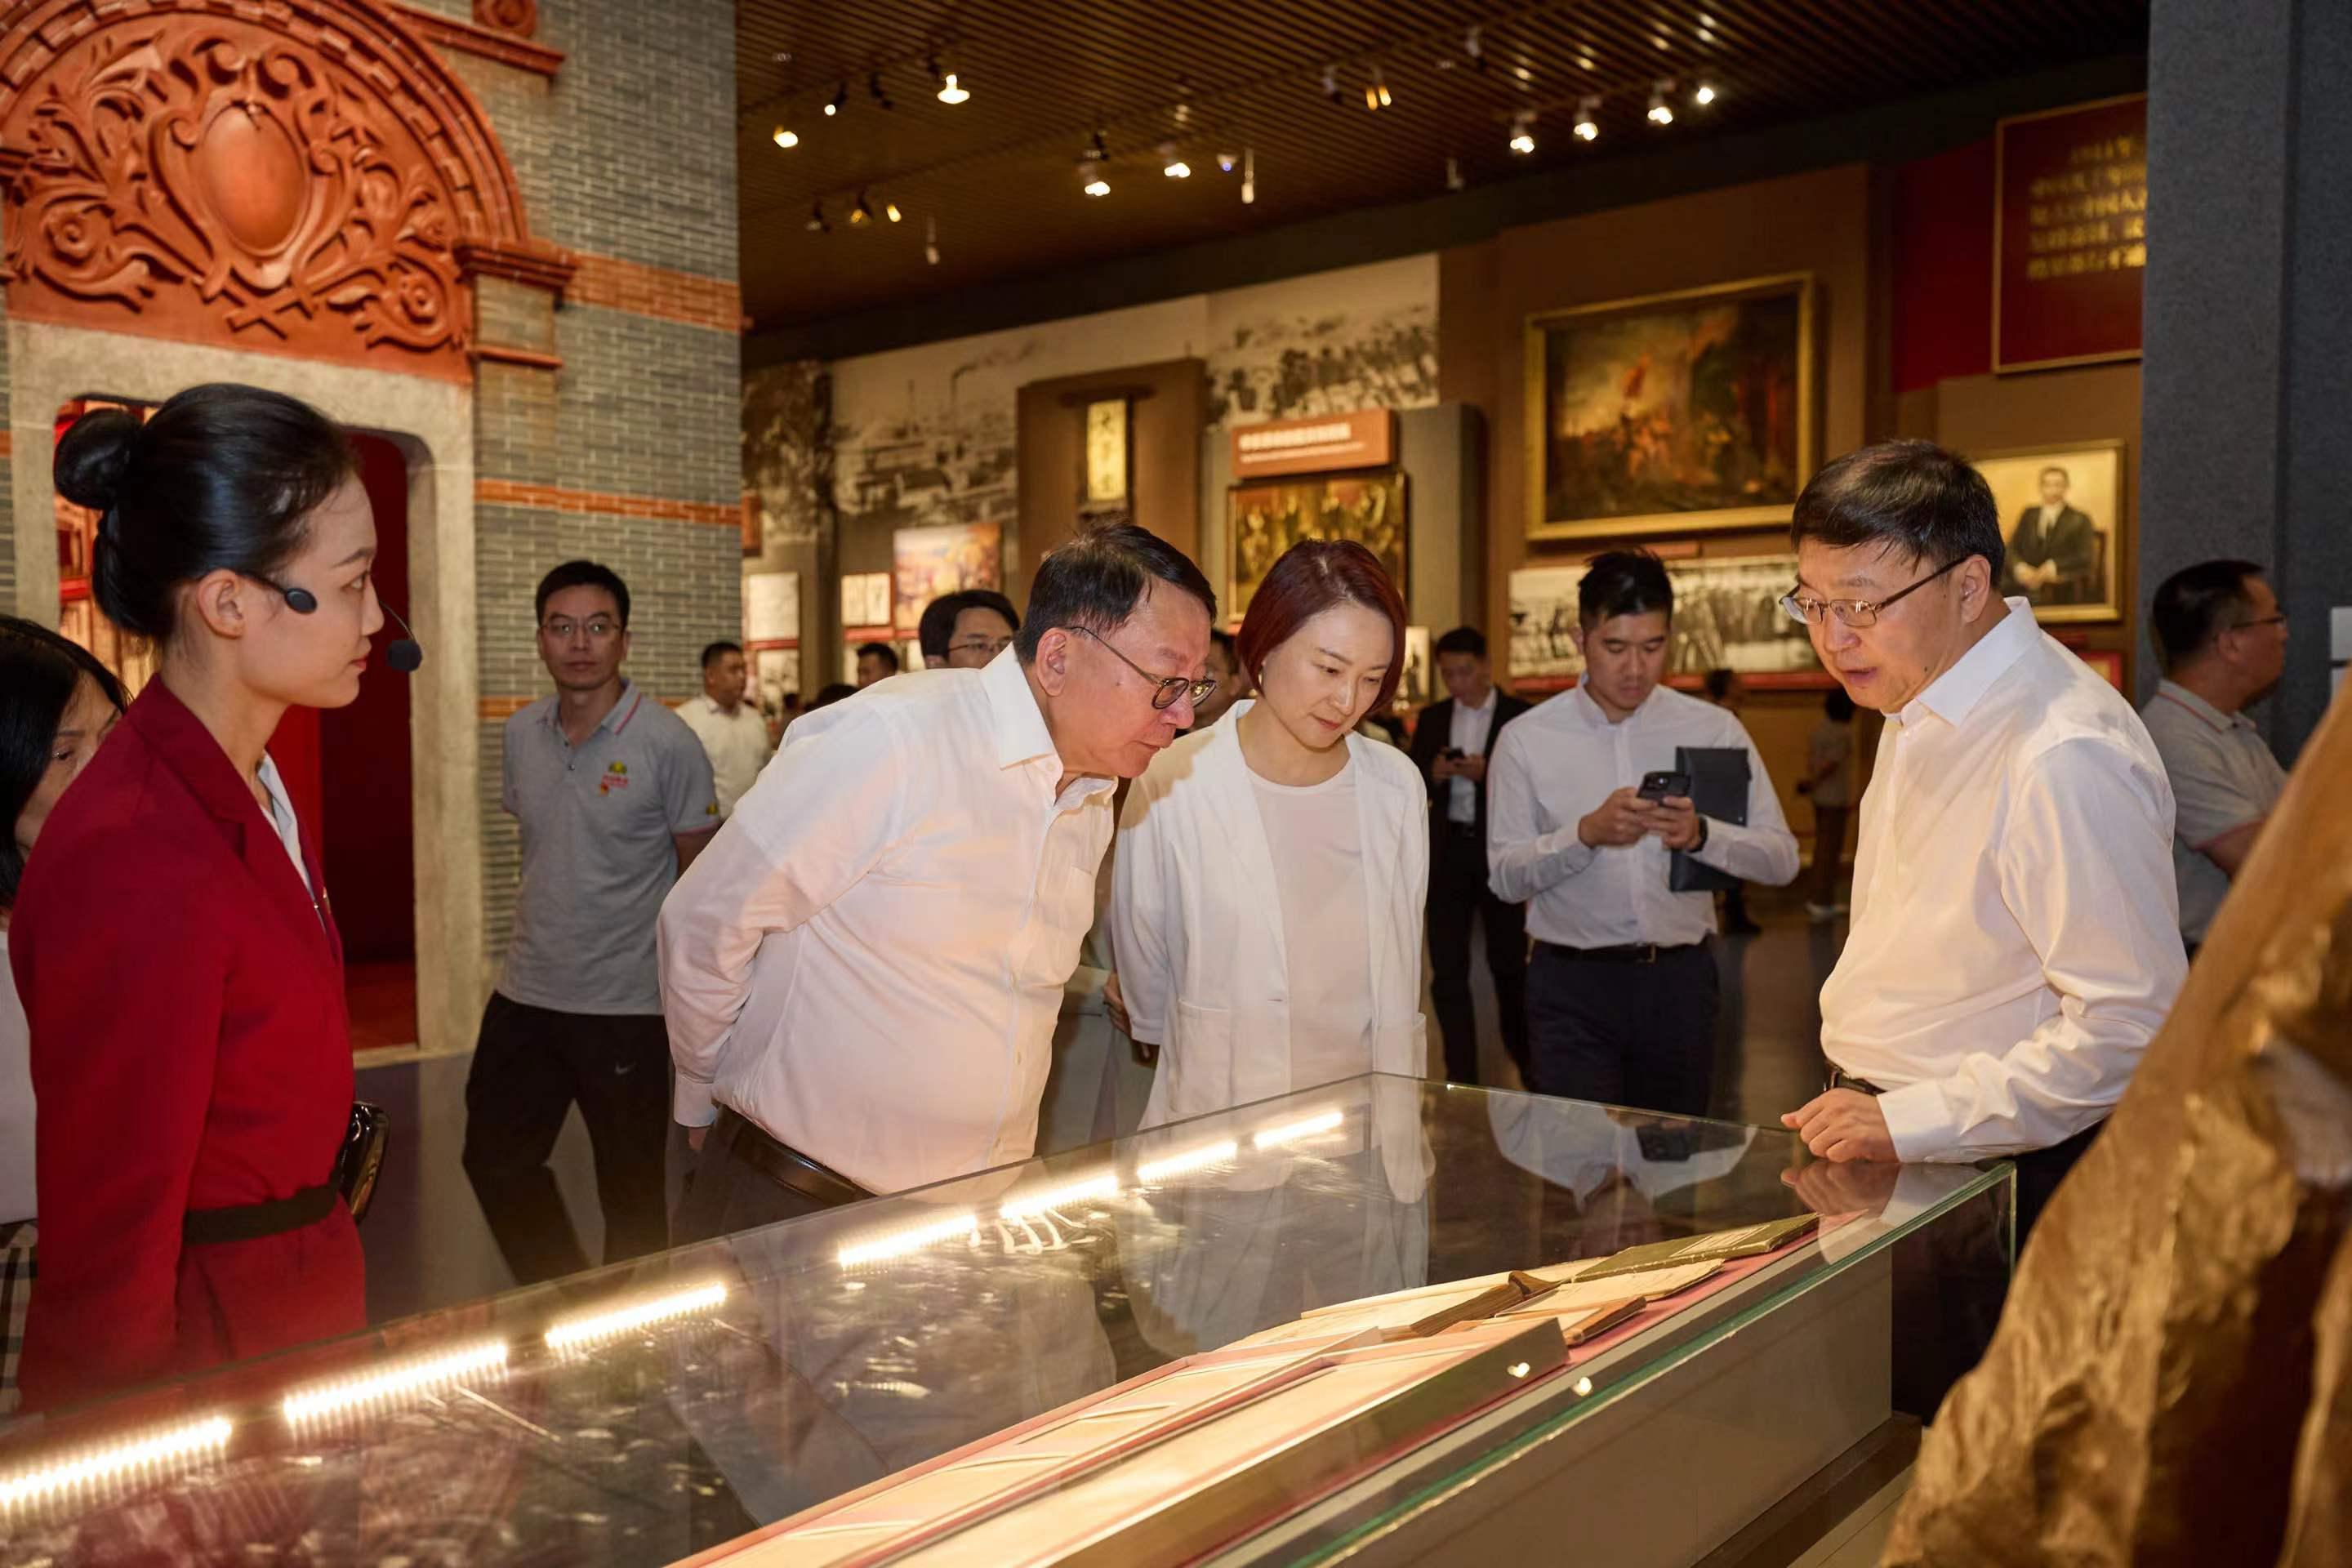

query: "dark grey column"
xmin=2141 ymin=0 xmax=2352 ymax=759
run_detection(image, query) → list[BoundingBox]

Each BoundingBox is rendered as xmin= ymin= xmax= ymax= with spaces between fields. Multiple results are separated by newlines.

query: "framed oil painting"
xmin=1526 ymin=273 xmax=1815 ymax=541
xmin=1975 ymin=441 xmax=2125 ymax=624
xmin=1228 ymin=472 xmax=1407 ymax=620
xmin=892 ymin=523 xmax=1004 ymax=637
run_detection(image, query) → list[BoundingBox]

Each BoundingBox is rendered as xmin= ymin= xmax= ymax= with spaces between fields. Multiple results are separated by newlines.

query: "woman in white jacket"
xmin=1112 ymin=540 xmax=1429 ymax=1129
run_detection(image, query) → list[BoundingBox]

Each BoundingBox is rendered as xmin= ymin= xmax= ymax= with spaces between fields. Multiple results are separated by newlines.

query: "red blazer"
xmin=11 ymin=682 xmax=364 ymax=1412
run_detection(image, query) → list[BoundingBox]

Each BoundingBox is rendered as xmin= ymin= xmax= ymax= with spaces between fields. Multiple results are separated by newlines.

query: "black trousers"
xmin=1426 ymin=826 xmax=1529 ymax=1085
xmin=461 ymin=992 xmax=671 ymax=1286
xmin=1526 ymin=939 xmax=1720 ymax=1116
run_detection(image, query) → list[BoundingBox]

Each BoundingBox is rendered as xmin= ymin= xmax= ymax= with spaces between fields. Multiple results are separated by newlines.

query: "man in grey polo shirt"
xmin=463 ymin=559 xmax=719 ymax=1285
xmin=2140 ymin=559 xmax=2291 ymax=953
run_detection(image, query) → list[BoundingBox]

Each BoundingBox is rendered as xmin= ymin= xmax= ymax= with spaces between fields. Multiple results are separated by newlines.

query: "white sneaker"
xmin=1806 ymin=901 xmax=1839 ymax=922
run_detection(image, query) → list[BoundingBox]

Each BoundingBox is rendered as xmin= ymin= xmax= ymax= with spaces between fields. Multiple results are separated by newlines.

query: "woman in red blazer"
xmin=11 ymin=385 xmax=383 ymax=1410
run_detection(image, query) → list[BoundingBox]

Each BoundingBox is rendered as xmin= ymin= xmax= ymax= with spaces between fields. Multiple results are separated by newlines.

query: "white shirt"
xmin=255 ymin=752 xmax=319 ymax=927
xmin=1445 ymin=689 xmax=1499 ymax=824
xmin=658 ymin=650 xmax=1114 ymax=1194
xmin=0 ymin=930 xmax=32 ymax=1222
xmin=679 ymin=693 xmax=775 ymax=818
xmin=1486 ymin=684 xmax=1798 ymax=947
xmin=1252 ymin=765 xmax=1375 ymax=1089
xmin=1112 ymin=706 xmax=1429 ymax=1129
xmin=1821 ymin=599 xmax=2185 ymax=1161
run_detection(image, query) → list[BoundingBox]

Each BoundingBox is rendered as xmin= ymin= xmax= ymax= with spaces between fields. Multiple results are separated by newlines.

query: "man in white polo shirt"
xmin=679 ymin=639 xmax=773 ymax=819
xmin=1779 ymin=441 xmax=2185 ymax=1241
xmin=661 ymin=520 xmax=1217 ymax=1236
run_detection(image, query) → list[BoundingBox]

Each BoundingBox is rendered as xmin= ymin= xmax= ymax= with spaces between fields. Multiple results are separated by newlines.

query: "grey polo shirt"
xmin=499 ymin=681 xmax=719 ymax=1014
xmin=2138 ymin=679 xmax=2287 ymax=944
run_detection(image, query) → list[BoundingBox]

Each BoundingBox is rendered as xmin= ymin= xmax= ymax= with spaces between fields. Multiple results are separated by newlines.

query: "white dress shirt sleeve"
xmin=1486 ymin=725 xmax=1596 ymax=902
xmin=1688 ymin=725 xmax=1801 ymax=887
xmin=1873 ymin=736 xmax=2185 ymax=1160
xmin=1108 ymin=773 xmax=1176 ymax=1045
xmin=657 ymin=709 xmax=907 ymax=1127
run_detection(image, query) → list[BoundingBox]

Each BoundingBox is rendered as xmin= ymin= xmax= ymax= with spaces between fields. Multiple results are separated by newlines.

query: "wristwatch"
xmin=1690 ymin=813 xmax=1711 ymax=854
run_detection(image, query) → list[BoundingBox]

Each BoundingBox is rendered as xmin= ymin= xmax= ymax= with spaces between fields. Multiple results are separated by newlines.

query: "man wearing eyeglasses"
xmin=1778 ymin=441 xmax=2183 ymax=1242
xmin=466 ymin=559 xmax=720 ymax=1285
xmin=917 ymin=588 xmax=1022 ymax=670
xmin=2139 ymin=560 xmax=2291 ymax=956
xmin=661 ymin=521 xmax=1218 ymax=1237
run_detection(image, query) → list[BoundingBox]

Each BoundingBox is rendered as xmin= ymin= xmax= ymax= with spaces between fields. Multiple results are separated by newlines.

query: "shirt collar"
xmin=542 ymin=679 xmax=643 ymax=737
xmin=980 ymin=646 xmax=1064 ymax=773
xmin=1569 ymin=679 xmax=1655 ymax=728
xmin=2154 ymin=679 xmax=2250 ymax=733
xmin=1459 ymin=686 xmax=1497 ymax=716
xmin=1901 ymin=597 xmax=2038 ymax=729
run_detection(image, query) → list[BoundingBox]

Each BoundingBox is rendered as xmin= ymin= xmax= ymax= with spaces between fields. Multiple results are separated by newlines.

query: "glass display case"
xmin=0 ymin=1076 xmax=2011 ymax=1566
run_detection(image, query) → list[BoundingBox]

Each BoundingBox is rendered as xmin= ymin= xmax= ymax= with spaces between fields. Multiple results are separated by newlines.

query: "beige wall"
xmin=7 ymin=321 xmax=488 ymax=1054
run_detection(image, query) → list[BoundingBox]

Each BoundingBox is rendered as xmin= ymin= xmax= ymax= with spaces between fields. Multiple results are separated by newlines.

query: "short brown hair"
xmin=1236 ymin=541 xmax=1409 ymax=714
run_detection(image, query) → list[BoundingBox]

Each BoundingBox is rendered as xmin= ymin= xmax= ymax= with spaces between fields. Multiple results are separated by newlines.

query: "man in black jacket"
xmin=1408 ymin=627 xmax=1533 ymax=1085
xmin=2001 ymin=466 xmax=2099 ymax=606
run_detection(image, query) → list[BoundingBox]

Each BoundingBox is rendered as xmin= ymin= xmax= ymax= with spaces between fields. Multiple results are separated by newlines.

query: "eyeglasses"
xmin=542 ymin=617 xmax=621 ymax=642
xmin=1068 ymin=626 xmax=1218 ymax=711
xmin=1779 ymin=555 xmax=1966 ymax=630
xmin=2230 ymin=613 xmax=2287 ymax=632
xmin=947 ymin=635 xmax=1015 ymax=658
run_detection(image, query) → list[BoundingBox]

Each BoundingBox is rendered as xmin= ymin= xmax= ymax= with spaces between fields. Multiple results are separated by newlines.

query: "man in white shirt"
xmin=2139 ymin=559 xmax=2291 ymax=955
xmin=1489 ymin=552 xmax=1799 ymax=1118
xmin=660 ymin=521 xmax=1218 ymax=1237
xmin=1780 ymin=439 xmax=2185 ymax=1241
xmin=678 ymin=639 xmax=774 ymax=819
xmin=1408 ymin=627 xmax=1533 ymax=1085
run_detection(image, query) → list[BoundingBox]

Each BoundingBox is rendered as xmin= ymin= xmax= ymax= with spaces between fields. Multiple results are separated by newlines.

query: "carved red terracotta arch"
xmin=0 ymin=0 xmax=572 ymax=381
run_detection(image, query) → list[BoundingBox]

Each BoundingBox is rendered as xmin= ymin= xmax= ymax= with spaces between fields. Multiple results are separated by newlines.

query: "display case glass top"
xmin=0 ymin=1076 xmax=2007 ymax=1566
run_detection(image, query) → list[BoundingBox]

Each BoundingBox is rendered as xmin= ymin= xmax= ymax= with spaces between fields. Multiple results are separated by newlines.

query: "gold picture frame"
xmin=1971 ymin=439 xmax=2127 ymax=625
xmin=1526 ymin=272 xmax=1817 ymax=542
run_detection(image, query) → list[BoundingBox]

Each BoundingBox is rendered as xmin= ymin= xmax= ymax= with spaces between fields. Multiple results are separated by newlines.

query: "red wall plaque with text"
xmin=1231 ymin=409 xmax=1396 ymax=479
xmin=1993 ymin=95 xmax=2148 ymax=374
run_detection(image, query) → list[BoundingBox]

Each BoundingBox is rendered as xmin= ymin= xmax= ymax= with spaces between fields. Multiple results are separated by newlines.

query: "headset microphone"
xmin=275 ymin=582 xmax=425 ymax=671
xmin=382 ymin=603 xmax=425 ymax=671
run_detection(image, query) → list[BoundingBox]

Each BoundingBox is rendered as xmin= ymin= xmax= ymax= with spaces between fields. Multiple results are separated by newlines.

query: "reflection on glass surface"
xmin=0 ymin=1076 xmax=2006 ymax=1566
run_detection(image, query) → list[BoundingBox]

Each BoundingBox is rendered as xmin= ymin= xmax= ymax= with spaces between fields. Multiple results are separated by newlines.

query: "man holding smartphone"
xmin=1487 ymin=552 xmax=1798 ymax=1116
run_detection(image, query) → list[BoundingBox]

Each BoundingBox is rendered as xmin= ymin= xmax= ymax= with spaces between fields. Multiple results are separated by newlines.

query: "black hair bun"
xmin=54 ymin=408 xmax=142 ymax=514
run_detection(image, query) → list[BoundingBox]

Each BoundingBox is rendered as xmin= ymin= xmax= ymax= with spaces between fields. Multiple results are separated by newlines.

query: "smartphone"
xmin=1637 ymin=768 xmax=1690 ymax=802
xmin=1440 ymin=747 xmax=1466 ymax=761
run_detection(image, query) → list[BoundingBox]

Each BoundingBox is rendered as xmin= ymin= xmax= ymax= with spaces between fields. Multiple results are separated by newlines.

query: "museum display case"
xmin=0 ymin=1076 xmax=2011 ymax=1566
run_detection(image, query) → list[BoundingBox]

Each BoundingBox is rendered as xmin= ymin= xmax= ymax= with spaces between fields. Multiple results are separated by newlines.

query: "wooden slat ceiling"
xmin=735 ymin=0 xmax=2148 ymax=335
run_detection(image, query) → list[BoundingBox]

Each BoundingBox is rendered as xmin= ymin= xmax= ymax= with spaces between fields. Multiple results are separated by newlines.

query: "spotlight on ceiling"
xmin=1508 ymin=109 xmax=1536 ymax=155
xmin=825 ymin=82 xmax=845 ymax=117
xmin=1694 ymin=80 xmax=1719 ymax=106
xmin=1160 ymin=143 xmax=1190 ymax=178
xmin=849 ymin=190 xmax=874 ymax=226
xmin=936 ymin=64 xmax=969 ymax=105
xmin=1574 ymin=96 xmax=1600 ymax=140
xmin=1647 ymin=79 xmax=1675 ymax=124
xmin=1241 ymin=145 xmax=1255 ymax=204
xmin=924 ymin=215 xmax=939 ymax=265
xmin=805 ymin=200 xmax=828 ymax=233
xmin=884 ymin=198 xmax=903 ymax=222
xmin=1080 ymin=159 xmax=1110 ymax=198
xmin=771 ymin=127 xmax=799 ymax=149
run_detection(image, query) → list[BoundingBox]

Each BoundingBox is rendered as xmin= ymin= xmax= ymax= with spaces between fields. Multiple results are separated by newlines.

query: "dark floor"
xmin=354 ymin=900 xmax=1850 ymax=1327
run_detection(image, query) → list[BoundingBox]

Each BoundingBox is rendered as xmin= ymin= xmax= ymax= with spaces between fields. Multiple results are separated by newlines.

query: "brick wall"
xmin=452 ymin=0 xmax=741 ymax=976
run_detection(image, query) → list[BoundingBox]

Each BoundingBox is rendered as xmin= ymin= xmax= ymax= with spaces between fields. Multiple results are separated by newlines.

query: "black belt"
xmin=1824 ymin=1064 xmax=1886 ymax=1096
xmin=715 ymin=1108 xmax=870 ymax=1210
xmin=184 ymin=1182 xmax=337 ymax=1245
xmin=1535 ymin=939 xmax=1701 ymax=965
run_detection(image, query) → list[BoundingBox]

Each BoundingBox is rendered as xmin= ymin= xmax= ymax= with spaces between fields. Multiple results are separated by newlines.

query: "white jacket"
xmin=1111 ymin=703 xmax=1431 ymax=1129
